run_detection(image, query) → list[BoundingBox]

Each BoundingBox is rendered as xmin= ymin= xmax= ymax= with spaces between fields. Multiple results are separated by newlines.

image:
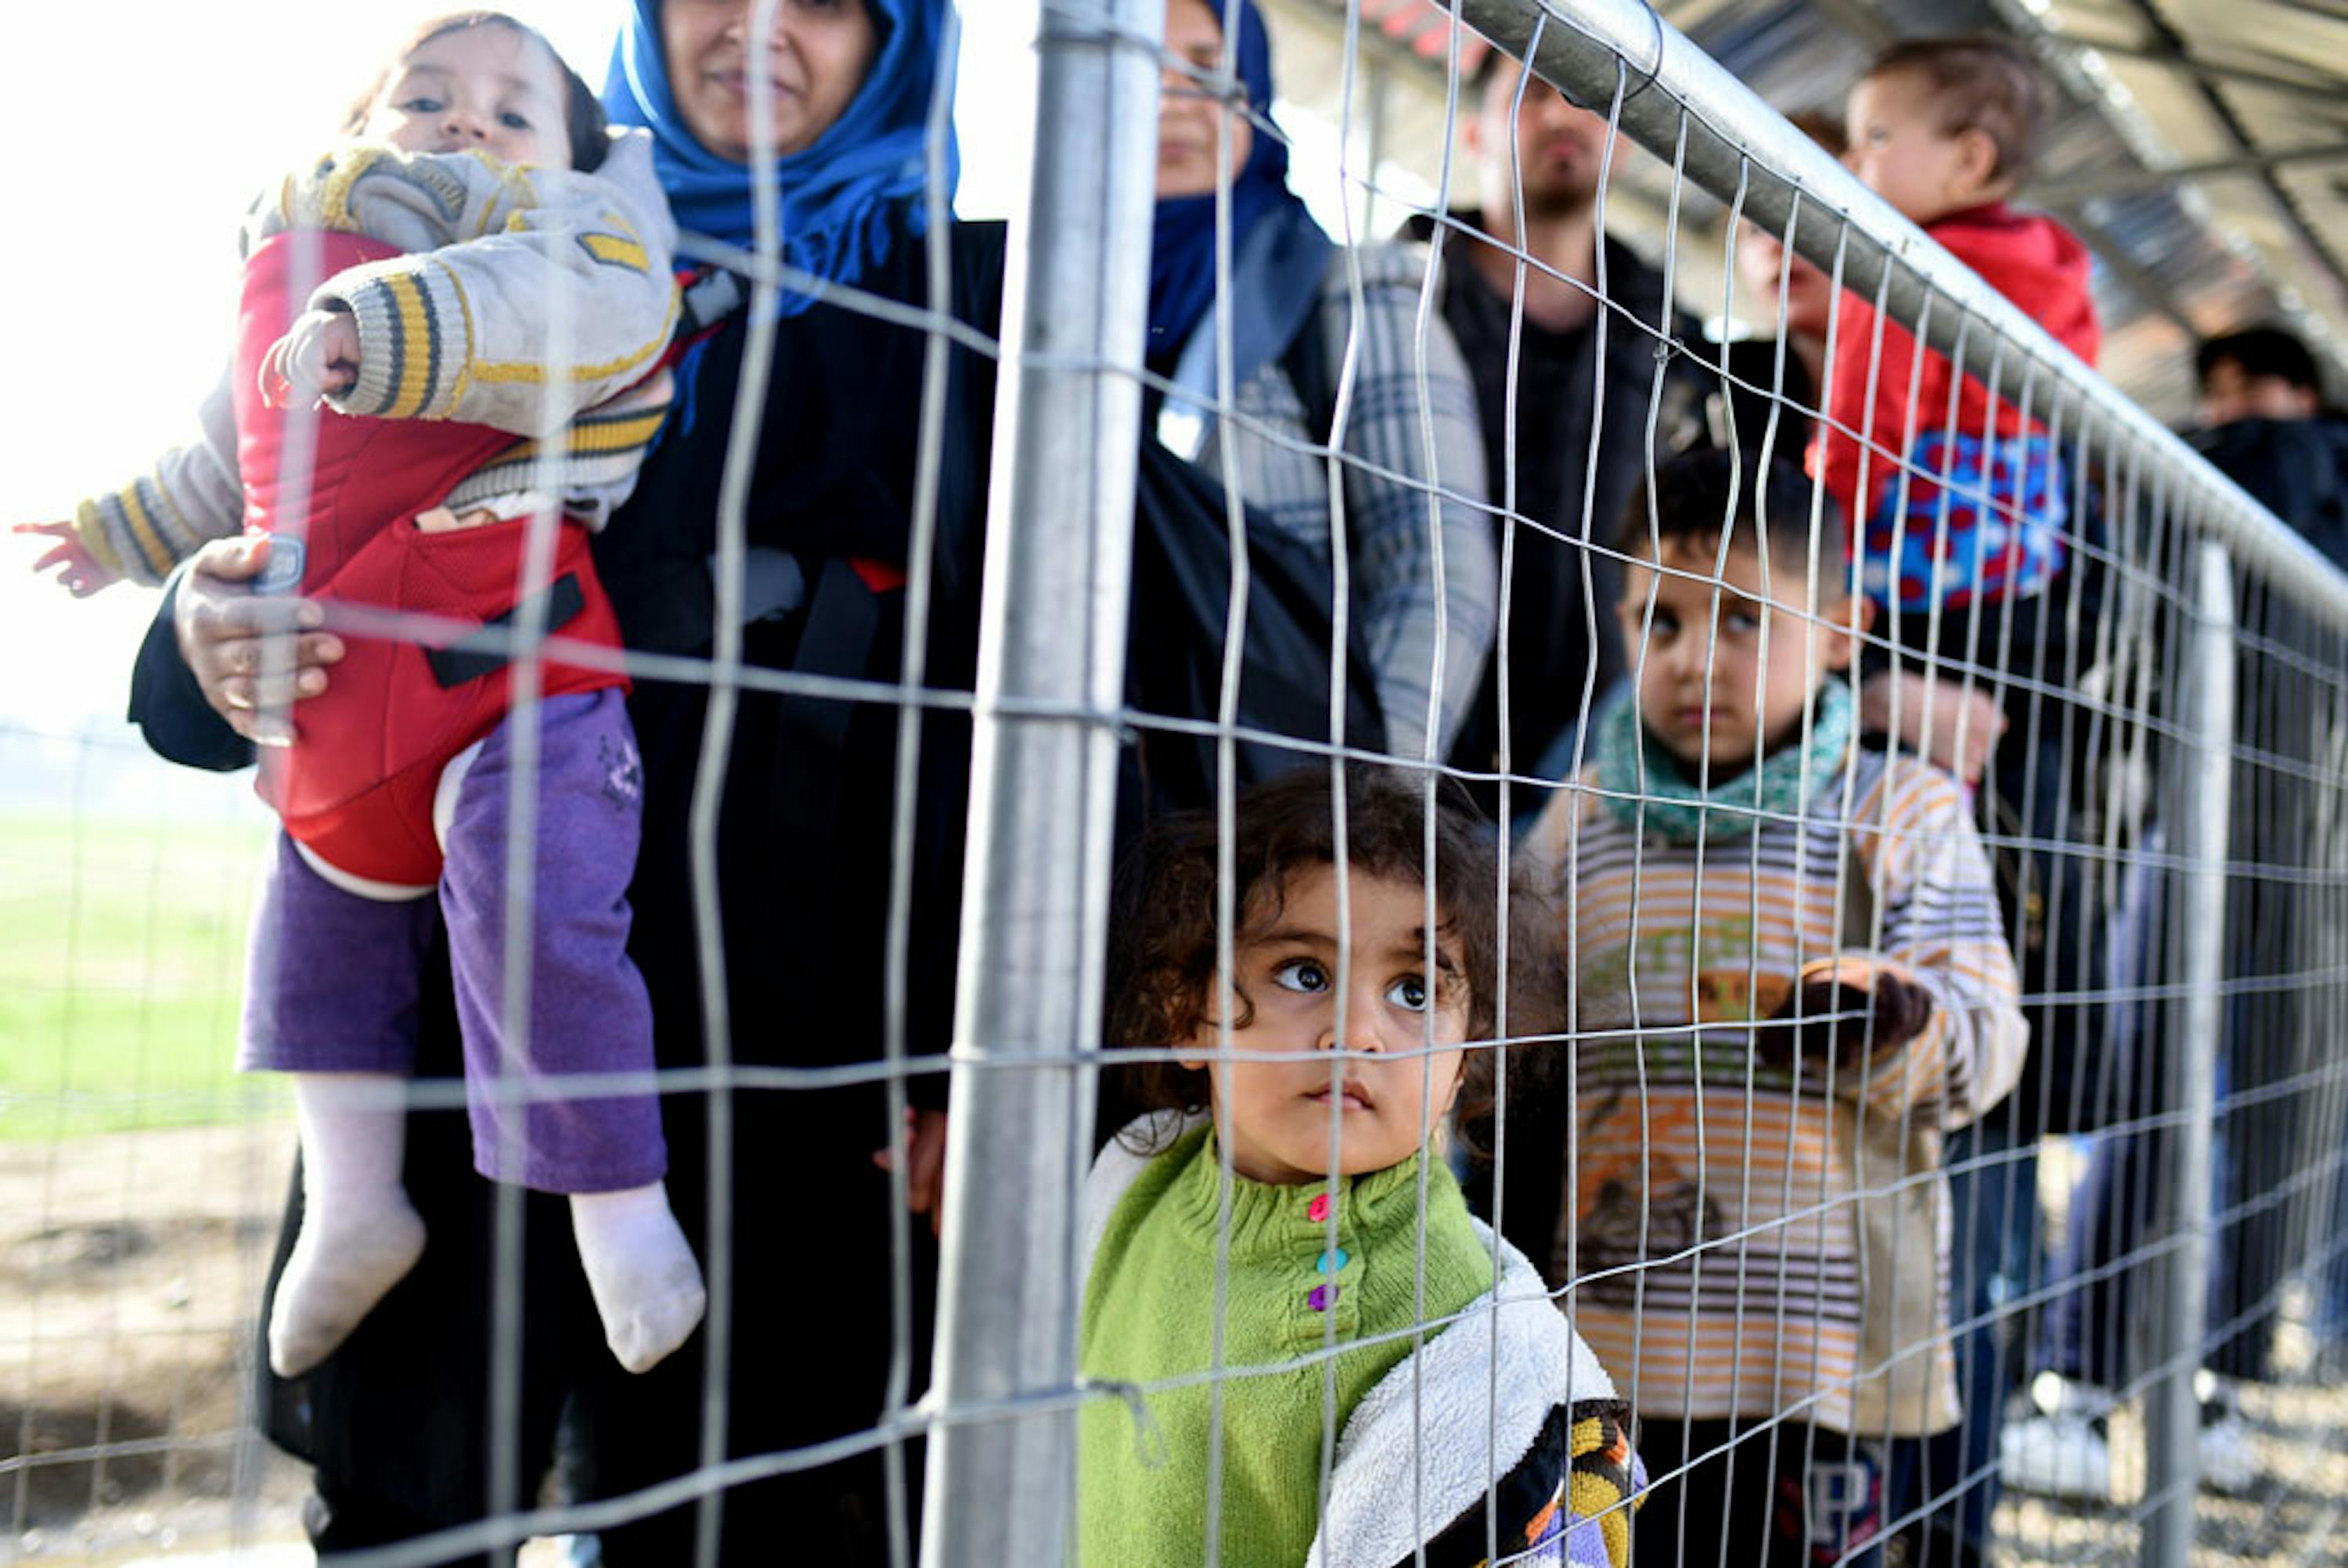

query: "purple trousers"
xmin=239 ymin=688 xmax=666 ymax=1193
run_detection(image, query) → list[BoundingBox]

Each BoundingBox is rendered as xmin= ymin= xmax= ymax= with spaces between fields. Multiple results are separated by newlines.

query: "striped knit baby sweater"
xmin=74 ymin=134 xmax=678 ymax=585
xmin=1520 ymin=745 xmax=2026 ymax=1437
xmin=1079 ymin=1125 xmax=1493 ymax=1568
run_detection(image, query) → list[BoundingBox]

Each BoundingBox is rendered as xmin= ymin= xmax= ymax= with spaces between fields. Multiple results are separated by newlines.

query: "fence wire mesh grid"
xmin=6 ymin=1 xmax=2348 ymax=1566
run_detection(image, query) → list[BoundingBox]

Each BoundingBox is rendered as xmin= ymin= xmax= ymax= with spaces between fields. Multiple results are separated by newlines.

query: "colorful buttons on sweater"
xmin=1302 ymin=1192 xmax=1342 ymax=1311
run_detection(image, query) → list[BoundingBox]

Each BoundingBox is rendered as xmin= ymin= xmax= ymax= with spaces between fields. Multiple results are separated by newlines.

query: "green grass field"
xmin=0 ymin=811 xmax=286 ymax=1139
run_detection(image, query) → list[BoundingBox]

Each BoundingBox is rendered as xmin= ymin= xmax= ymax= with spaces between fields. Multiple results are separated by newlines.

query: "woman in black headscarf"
xmin=1143 ymin=0 xmax=1495 ymax=765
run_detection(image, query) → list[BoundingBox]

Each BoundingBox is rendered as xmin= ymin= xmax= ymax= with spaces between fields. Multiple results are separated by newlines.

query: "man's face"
xmin=2199 ymin=358 xmax=2320 ymax=427
xmin=1471 ymin=56 xmax=1615 ymax=220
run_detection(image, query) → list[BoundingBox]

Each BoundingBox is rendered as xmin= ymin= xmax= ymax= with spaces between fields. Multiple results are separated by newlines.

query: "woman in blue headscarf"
xmin=606 ymin=0 xmax=957 ymax=309
xmin=1148 ymin=0 xmax=1496 ymax=762
xmin=131 ymin=4 xmax=998 ymax=1562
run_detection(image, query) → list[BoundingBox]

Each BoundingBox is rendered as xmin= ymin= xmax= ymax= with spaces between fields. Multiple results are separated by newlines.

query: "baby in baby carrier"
xmin=21 ymin=10 xmax=703 ymax=1379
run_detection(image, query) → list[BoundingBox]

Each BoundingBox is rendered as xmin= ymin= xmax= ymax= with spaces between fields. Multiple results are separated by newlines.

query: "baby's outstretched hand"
xmin=261 ymin=309 xmax=361 ymax=410
xmin=1760 ymin=955 xmax=1935 ymax=1070
xmin=15 ymin=520 xmax=118 ymax=597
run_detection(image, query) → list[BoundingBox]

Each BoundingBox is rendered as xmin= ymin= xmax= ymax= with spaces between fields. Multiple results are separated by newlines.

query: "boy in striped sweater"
xmin=1516 ymin=449 xmax=2026 ymax=1566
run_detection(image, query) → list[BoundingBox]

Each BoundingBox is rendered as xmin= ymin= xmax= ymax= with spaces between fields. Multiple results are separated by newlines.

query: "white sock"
xmin=269 ymin=1073 xmax=427 ymax=1378
xmin=571 ymin=1181 xmax=706 ymax=1373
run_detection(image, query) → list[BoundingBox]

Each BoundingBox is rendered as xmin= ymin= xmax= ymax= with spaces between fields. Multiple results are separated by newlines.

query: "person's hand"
xmin=15 ymin=520 xmax=119 ymax=597
xmin=172 ymin=536 xmax=344 ymax=746
xmin=872 ymin=1108 xmax=949 ymax=1239
xmin=260 ymin=309 xmax=361 ymax=409
xmin=1760 ymin=955 xmax=1936 ymax=1070
xmin=1860 ymin=671 xmax=2007 ymax=787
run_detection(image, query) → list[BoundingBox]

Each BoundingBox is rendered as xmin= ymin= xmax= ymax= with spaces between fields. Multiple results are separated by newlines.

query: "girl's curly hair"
xmin=1104 ymin=765 xmax=1565 ymax=1158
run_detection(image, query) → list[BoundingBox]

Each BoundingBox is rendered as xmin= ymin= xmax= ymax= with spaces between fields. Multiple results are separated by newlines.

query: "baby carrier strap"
xmin=234 ymin=231 xmax=519 ymax=593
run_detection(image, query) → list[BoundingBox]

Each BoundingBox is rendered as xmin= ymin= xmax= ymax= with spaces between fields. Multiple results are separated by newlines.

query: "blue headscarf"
xmin=1148 ymin=0 xmax=1310 ymax=370
xmin=606 ymin=0 xmax=960 ymax=315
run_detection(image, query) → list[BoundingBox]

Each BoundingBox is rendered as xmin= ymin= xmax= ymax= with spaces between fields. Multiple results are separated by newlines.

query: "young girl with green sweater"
xmin=1079 ymin=768 xmax=1642 ymax=1568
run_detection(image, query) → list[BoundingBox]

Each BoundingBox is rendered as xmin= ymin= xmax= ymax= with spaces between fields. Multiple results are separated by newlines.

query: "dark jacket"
xmin=130 ymin=217 xmax=1010 ymax=1567
xmin=2191 ymin=413 xmax=2348 ymax=570
xmin=1399 ymin=211 xmax=1709 ymax=786
xmin=2192 ymin=413 xmax=2348 ymax=1381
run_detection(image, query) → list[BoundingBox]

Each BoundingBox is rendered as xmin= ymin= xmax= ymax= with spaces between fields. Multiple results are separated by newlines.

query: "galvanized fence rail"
xmin=931 ymin=1 xmax=2348 ymax=1564
xmin=11 ymin=1 xmax=2348 ymax=1566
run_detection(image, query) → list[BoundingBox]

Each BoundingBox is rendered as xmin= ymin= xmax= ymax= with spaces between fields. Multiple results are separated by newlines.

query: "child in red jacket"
xmin=20 ymin=12 xmax=703 ymax=1384
xmin=1817 ymin=36 xmax=2101 ymax=781
xmin=1817 ymin=47 xmax=2104 ymax=1567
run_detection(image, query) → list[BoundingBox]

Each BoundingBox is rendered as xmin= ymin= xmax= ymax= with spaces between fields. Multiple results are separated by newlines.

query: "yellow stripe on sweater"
xmin=72 ymin=499 xmax=129 ymax=580
xmin=567 ymin=408 xmax=668 ymax=453
xmin=384 ymin=272 xmax=435 ymax=419
xmin=579 ymin=231 xmax=649 ymax=272
xmin=466 ymin=286 xmax=680 ymax=386
xmin=316 ymin=148 xmax=387 ymax=236
xmin=478 ymin=405 xmax=667 ymax=473
xmin=117 ymin=484 xmax=175 ymax=579
xmin=430 ymin=256 xmax=478 ymax=412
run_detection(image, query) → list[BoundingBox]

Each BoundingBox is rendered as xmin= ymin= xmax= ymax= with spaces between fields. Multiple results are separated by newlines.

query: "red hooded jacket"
xmin=1812 ymin=204 xmax=2100 ymax=613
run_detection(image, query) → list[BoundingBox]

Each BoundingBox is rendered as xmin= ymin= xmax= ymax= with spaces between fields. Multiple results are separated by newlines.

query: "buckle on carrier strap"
xmin=424 ymin=572 xmax=589 ymax=688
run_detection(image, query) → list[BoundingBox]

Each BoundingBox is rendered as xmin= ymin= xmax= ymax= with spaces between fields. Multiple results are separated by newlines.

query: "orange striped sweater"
xmin=1518 ymin=746 xmax=2027 ymax=1437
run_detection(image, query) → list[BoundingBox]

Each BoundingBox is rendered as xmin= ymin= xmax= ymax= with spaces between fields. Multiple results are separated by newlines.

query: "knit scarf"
xmin=1598 ymin=678 xmax=1855 ymax=845
xmin=603 ymin=0 xmax=957 ymax=316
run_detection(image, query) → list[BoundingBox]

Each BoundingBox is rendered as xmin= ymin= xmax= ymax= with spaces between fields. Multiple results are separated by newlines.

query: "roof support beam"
xmin=2033 ymin=0 xmax=2348 ymax=318
xmin=2040 ymin=202 xmax=2202 ymax=339
xmin=2026 ymin=142 xmax=2348 ymax=206
xmin=2047 ymin=33 xmax=2348 ymax=108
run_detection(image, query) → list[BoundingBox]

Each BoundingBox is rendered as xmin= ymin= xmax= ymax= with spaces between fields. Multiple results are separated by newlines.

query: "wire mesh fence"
xmin=9 ymin=0 xmax=2348 ymax=1566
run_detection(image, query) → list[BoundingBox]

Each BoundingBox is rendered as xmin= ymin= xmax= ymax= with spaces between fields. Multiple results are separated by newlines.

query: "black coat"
xmin=1397 ymin=212 xmax=1711 ymax=788
xmin=2191 ymin=412 xmax=2348 ymax=569
xmin=129 ymin=218 xmax=1009 ymax=1566
xmin=2190 ymin=412 xmax=2348 ymax=1383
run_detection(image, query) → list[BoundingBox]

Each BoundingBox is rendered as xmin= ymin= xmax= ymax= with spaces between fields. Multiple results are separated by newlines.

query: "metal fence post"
xmin=2144 ymin=538 xmax=2235 ymax=1567
xmin=917 ymin=1 xmax=1161 ymax=1563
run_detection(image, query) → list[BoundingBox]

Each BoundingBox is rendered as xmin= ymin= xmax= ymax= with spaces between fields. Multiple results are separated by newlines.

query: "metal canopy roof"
xmin=1260 ymin=0 xmax=2348 ymax=424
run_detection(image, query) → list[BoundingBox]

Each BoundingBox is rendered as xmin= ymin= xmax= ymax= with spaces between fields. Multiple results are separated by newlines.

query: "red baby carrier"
xmin=235 ymin=231 xmax=630 ymax=889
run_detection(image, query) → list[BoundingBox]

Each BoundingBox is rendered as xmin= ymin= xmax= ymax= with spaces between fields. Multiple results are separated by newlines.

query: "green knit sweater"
xmin=1078 ymin=1125 xmax=1495 ymax=1568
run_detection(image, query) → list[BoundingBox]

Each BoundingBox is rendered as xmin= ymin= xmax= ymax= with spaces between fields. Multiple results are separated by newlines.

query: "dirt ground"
xmin=3 ymin=1122 xmax=308 ymax=1562
xmin=7 ymin=1124 xmax=2346 ymax=1565
xmin=1993 ymin=1340 xmax=2348 ymax=1566
xmin=2 ymin=1124 xmax=589 ymax=1567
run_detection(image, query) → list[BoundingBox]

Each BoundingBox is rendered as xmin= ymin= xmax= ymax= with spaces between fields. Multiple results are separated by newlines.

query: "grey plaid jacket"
xmin=1175 ymin=241 xmax=1497 ymax=762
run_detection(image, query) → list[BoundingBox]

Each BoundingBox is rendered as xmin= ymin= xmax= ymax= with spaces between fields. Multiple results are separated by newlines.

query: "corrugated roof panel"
xmin=1256 ymin=0 xmax=2348 ymax=422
